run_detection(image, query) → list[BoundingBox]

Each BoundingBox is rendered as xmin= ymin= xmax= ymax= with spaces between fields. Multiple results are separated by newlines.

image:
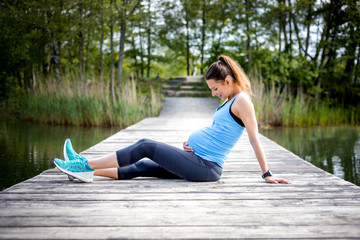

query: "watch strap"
xmin=262 ymin=170 xmax=272 ymax=179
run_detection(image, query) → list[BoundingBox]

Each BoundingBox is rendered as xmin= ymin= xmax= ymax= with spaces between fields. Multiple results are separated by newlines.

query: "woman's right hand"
xmin=183 ymin=141 xmax=194 ymax=153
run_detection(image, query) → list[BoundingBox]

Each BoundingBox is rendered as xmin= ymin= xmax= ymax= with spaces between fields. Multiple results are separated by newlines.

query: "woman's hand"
xmin=265 ymin=176 xmax=292 ymax=184
xmin=183 ymin=141 xmax=194 ymax=153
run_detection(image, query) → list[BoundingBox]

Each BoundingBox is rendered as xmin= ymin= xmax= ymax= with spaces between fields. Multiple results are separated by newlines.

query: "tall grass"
xmin=4 ymin=75 xmax=163 ymax=128
xmin=3 ymin=71 xmax=358 ymax=128
xmin=251 ymin=74 xmax=359 ymax=127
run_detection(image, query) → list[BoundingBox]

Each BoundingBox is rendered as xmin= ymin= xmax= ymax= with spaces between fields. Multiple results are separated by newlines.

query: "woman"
xmin=54 ymin=55 xmax=291 ymax=184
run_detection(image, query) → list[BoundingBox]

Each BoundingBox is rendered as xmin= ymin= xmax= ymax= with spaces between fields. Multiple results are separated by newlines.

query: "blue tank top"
xmin=187 ymin=92 xmax=246 ymax=167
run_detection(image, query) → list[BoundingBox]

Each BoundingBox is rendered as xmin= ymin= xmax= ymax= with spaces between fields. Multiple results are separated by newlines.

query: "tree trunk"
xmin=354 ymin=47 xmax=360 ymax=86
xmin=32 ymin=65 xmax=37 ymax=89
xmin=290 ymin=9 xmax=303 ymax=56
xmin=50 ymin=1 xmax=62 ymax=81
xmin=85 ymin=2 xmax=92 ymax=82
xmin=146 ymin=0 xmax=151 ymax=78
xmin=139 ymin=24 xmax=144 ymax=78
xmin=117 ymin=0 xmax=140 ymax=86
xmin=314 ymin=0 xmax=337 ymax=103
xmin=67 ymin=42 xmax=73 ymax=66
xmin=117 ymin=18 xmax=127 ymax=88
xmin=216 ymin=4 xmax=226 ymax=50
xmin=85 ymin=33 xmax=90 ymax=81
xmin=49 ymin=40 xmax=61 ymax=78
xmin=278 ymin=0 xmax=282 ymax=55
xmin=200 ymin=0 xmax=206 ymax=74
xmin=146 ymin=26 xmax=151 ymax=78
xmin=343 ymin=30 xmax=356 ymax=84
xmin=131 ymin=32 xmax=139 ymax=79
xmin=281 ymin=1 xmax=288 ymax=53
xmin=78 ymin=2 xmax=84 ymax=79
xmin=305 ymin=3 xmax=312 ymax=56
xmin=110 ymin=0 xmax=115 ymax=101
xmin=79 ymin=33 xmax=84 ymax=77
xmin=314 ymin=0 xmax=337 ymax=64
xmin=290 ymin=8 xmax=303 ymax=94
xmin=342 ymin=4 xmax=357 ymax=105
xmin=185 ymin=0 xmax=190 ymax=76
xmin=287 ymin=0 xmax=292 ymax=55
xmin=245 ymin=0 xmax=252 ymax=73
xmin=99 ymin=0 xmax=104 ymax=84
xmin=314 ymin=23 xmax=326 ymax=63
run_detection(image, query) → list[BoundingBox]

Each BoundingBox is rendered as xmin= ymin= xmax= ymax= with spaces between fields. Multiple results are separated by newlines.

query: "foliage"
xmin=0 ymin=0 xmax=359 ymax=126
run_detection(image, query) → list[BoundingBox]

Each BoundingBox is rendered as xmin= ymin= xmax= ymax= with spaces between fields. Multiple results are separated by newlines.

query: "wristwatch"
xmin=262 ymin=170 xmax=272 ymax=179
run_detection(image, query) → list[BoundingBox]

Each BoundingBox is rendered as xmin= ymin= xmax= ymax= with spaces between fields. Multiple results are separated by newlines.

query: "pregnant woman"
xmin=54 ymin=55 xmax=291 ymax=184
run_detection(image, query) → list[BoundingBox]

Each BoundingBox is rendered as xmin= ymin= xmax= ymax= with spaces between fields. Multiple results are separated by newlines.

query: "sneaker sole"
xmin=68 ymin=175 xmax=76 ymax=181
xmin=54 ymin=161 xmax=93 ymax=183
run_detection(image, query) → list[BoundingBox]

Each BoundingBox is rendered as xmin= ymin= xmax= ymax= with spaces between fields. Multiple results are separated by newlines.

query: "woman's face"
xmin=206 ymin=79 xmax=231 ymax=101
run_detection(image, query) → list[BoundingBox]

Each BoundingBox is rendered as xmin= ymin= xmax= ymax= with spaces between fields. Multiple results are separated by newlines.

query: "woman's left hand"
xmin=265 ymin=176 xmax=292 ymax=184
xmin=183 ymin=141 xmax=194 ymax=153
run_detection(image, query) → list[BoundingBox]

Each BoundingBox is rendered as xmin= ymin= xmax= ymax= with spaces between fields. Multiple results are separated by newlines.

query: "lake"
xmin=261 ymin=125 xmax=360 ymax=186
xmin=1 ymin=116 xmax=359 ymax=190
xmin=0 ymin=116 xmax=118 ymax=191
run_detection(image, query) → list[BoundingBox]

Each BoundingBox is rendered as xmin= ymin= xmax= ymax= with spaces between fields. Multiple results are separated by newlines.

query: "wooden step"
xmin=162 ymin=75 xmax=209 ymax=97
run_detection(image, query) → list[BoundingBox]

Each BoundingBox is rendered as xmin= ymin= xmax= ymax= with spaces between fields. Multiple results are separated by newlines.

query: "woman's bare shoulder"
xmin=232 ymin=92 xmax=254 ymax=117
xmin=234 ymin=92 xmax=253 ymax=108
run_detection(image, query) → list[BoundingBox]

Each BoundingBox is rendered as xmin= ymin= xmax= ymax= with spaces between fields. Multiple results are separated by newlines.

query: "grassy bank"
xmin=2 ymin=76 xmax=164 ymax=128
xmin=251 ymin=76 xmax=359 ymax=127
xmin=2 ymin=73 xmax=358 ymax=128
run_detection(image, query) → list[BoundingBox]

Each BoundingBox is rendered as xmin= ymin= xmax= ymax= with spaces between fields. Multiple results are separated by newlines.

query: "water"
xmin=2 ymin=115 xmax=359 ymax=189
xmin=0 ymin=116 xmax=118 ymax=191
xmin=261 ymin=125 xmax=360 ymax=186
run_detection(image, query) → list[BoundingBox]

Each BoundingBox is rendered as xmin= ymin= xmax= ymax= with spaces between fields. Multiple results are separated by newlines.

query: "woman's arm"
xmin=233 ymin=94 xmax=291 ymax=184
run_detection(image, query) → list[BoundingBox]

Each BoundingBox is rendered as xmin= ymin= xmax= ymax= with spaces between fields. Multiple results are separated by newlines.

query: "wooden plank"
xmin=1 ymin=213 xmax=359 ymax=227
xmin=2 ymin=191 xmax=360 ymax=201
xmin=1 ymin=226 xmax=360 ymax=239
xmin=1 ymin=198 xmax=360 ymax=209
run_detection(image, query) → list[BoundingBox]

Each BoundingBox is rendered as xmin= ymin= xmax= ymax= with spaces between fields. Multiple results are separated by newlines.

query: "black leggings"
xmin=116 ymin=139 xmax=222 ymax=182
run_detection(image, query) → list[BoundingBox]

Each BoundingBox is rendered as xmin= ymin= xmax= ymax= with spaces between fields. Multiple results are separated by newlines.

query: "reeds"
xmin=251 ymin=74 xmax=359 ymax=127
xmin=4 ymin=71 xmax=358 ymax=128
xmin=6 ymin=74 xmax=163 ymax=128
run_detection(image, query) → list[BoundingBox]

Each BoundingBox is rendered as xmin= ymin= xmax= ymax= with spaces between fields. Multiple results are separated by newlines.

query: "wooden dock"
xmin=1 ymin=97 xmax=360 ymax=239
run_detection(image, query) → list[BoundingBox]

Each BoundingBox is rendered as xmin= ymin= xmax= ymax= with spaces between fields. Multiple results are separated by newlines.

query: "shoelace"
xmin=66 ymin=158 xmax=88 ymax=170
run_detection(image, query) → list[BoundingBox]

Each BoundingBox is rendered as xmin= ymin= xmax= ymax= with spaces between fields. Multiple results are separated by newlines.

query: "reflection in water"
xmin=261 ymin=126 xmax=360 ymax=186
xmin=0 ymin=116 xmax=118 ymax=191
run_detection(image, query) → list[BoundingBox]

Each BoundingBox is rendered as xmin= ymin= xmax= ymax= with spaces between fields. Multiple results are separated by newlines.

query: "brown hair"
xmin=205 ymin=55 xmax=252 ymax=95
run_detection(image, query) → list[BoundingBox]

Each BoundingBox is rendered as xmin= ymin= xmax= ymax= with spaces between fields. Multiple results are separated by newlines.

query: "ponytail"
xmin=205 ymin=55 xmax=252 ymax=95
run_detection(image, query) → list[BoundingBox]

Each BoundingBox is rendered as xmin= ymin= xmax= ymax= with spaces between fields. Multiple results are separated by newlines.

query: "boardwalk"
xmin=1 ymin=97 xmax=360 ymax=239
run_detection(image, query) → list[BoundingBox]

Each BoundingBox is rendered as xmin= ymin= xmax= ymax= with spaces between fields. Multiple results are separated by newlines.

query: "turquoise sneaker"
xmin=54 ymin=158 xmax=94 ymax=183
xmin=63 ymin=138 xmax=81 ymax=161
xmin=63 ymin=138 xmax=79 ymax=181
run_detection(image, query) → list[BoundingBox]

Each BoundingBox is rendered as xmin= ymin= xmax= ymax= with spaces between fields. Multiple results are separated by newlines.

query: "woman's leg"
xmin=84 ymin=144 xmax=179 ymax=180
xmin=117 ymin=160 xmax=180 ymax=180
xmin=70 ymin=138 xmax=220 ymax=181
xmin=86 ymin=138 xmax=159 ymax=170
xmin=93 ymin=160 xmax=180 ymax=180
xmin=88 ymin=152 xmax=119 ymax=169
xmin=115 ymin=139 xmax=221 ymax=182
xmin=94 ymin=168 xmax=118 ymax=179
